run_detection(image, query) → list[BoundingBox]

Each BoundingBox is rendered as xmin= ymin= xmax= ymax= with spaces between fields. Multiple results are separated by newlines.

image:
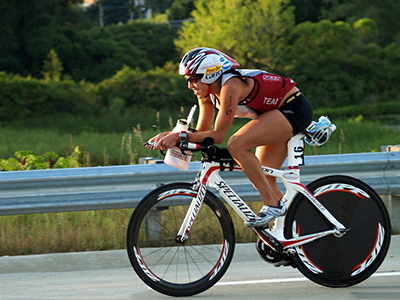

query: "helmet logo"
xmin=205 ymin=70 xmax=223 ymax=81
xmin=205 ymin=65 xmax=222 ymax=74
xmin=179 ymin=47 xmax=240 ymax=84
xmin=222 ymin=60 xmax=232 ymax=70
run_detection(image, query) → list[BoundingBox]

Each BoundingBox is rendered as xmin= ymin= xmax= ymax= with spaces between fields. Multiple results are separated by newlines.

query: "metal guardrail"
xmin=0 ymin=151 xmax=400 ymax=216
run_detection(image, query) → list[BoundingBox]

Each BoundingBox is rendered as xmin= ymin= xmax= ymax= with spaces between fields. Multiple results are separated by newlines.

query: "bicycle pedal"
xmin=256 ymin=228 xmax=283 ymax=253
xmin=273 ymin=260 xmax=292 ymax=268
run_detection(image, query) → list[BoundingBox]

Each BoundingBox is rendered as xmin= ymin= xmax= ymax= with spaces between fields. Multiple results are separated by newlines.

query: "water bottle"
xmin=164 ymin=105 xmax=197 ymax=170
xmin=164 ymin=119 xmax=193 ymax=170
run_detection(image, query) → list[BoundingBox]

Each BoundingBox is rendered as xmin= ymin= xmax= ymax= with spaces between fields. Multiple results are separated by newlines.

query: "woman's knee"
xmin=227 ymin=135 xmax=245 ymax=156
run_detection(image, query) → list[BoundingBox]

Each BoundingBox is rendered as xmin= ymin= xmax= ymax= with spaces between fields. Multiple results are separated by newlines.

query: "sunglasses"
xmin=186 ymin=76 xmax=203 ymax=83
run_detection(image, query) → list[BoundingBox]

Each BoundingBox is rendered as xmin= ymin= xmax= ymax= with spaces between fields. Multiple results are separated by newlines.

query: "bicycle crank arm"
xmin=254 ymin=227 xmax=284 ymax=253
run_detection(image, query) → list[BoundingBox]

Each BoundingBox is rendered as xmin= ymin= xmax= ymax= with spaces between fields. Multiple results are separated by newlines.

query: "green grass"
xmin=1 ymin=116 xmax=399 ymax=167
xmin=0 ymin=127 xmax=163 ymax=166
xmin=1 ymin=114 xmax=400 ymax=256
xmin=0 ymin=210 xmax=132 ymax=255
xmin=305 ymin=117 xmax=400 ymax=155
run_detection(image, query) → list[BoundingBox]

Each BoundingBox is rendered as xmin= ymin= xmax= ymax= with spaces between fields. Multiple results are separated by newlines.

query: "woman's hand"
xmin=146 ymin=132 xmax=179 ymax=151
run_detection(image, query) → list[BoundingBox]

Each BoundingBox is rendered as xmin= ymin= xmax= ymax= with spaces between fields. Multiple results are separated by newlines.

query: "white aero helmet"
xmin=179 ymin=47 xmax=240 ymax=84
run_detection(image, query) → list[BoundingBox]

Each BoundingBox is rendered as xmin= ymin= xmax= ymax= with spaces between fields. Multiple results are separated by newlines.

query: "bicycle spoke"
xmin=127 ymin=183 xmax=235 ymax=296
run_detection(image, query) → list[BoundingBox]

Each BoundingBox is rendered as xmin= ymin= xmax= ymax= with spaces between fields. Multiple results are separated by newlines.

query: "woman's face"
xmin=185 ymin=75 xmax=209 ymax=99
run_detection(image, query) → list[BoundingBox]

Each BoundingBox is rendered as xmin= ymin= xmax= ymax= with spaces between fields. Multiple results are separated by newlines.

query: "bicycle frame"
xmin=176 ymin=133 xmax=347 ymax=253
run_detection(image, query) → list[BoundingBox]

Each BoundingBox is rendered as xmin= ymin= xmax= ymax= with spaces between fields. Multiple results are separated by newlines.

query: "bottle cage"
xmin=304 ymin=116 xmax=336 ymax=147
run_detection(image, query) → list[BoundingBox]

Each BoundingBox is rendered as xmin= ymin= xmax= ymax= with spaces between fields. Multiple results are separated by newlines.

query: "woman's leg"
xmin=255 ymin=142 xmax=288 ymax=200
xmin=227 ymin=109 xmax=293 ymax=207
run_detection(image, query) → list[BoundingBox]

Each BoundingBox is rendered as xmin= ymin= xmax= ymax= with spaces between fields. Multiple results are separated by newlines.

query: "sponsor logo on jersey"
xmin=263 ymin=74 xmax=281 ymax=81
xmin=263 ymin=97 xmax=280 ymax=105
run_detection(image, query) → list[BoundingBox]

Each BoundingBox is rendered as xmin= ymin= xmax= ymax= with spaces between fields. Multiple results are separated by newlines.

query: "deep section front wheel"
xmin=284 ymin=175 xmax=391 ymax=287
xmin=126 ymin=182 xmax=235 ymax=296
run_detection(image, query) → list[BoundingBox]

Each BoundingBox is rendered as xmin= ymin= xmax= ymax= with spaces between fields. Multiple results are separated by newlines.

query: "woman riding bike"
xmin=147 ymin=47 xmax=313 ymax=228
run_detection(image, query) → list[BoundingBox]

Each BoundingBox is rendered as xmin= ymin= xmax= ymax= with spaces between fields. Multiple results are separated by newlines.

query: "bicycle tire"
xmin=126 ymin=182 xmax=235 ymax=296
xmin=284 ymin=175 xmax=391 ymax=287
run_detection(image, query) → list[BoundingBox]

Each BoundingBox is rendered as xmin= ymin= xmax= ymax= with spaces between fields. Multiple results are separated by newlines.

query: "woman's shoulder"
xmin=223 ymin=69 xmax=265 ymax=81
xmin=237 ymin=69 xmax=266 ymax=76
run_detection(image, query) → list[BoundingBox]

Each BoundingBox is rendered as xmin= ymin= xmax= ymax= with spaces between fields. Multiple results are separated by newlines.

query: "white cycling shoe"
xmin=245 ymin=201 xmax=287 ymax=228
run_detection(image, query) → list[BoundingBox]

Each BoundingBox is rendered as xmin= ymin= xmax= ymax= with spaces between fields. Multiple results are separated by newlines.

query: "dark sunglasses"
xmin=186 ymin=75 xmax=203 ymax=83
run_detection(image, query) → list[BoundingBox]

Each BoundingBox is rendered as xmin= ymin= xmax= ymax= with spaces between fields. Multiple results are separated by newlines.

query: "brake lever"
xmin=143 ymin=142 xmax=157 ymax=150
xmin=143 ymin=142 xmax=166 ymax=156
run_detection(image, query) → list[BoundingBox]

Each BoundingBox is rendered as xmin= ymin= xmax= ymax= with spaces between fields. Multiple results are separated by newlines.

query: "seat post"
xmin=287 ymin=134 xmax=305 ymax=168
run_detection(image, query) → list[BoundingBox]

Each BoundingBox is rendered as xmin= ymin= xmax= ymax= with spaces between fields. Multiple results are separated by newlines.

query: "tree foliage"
xmin=85 ymin=0 xmax=174 ymax=25
xmin=175 ymin=0 xmax=400 ymax=110
xmin=41 ymin=49 xmax=64 ymax=81
xmin=0 ymin=0 xmax=92 ymax=75
xmin=85 ymin=0 xmax=135 ymax=26
xmin=0 ymin=1 xmax=180 ymax=82
xmin=54 ymin=21 xmax=180 ymax=82
xmin=286 ymin=19 xmax=400 ymax=108
xmin=0 ymin=0 xmax=399 ymax=124
xmin=289 ymin=0 xmax=323 ymax=23
xmin=321 ymin=0 xmax=400 ymax=45
xmin=175 ymin=0 xmax=295 ymax=71
xmin=167 ymin=0 xmax=196 ymax=21
xmin=0 ymin=65 xmax=194 ymax=126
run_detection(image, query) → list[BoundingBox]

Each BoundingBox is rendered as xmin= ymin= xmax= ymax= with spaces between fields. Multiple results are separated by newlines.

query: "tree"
xmin=289 ymin=0 xmax=323 ymax=23
xmin=41 ymin=49 xmax=64 ymax=81
xmin=147 ymin=0 xmax=174 ymax=14
xmin=0 ymin=0 xmax=93 ymax=76
xmin=175 ymin=0 xmax=295 ymax=72
xmin=285 ymin=18 xmax=400 ymax=109
xmin=57 ymin=21 xmax=180 ymax=82
xmin=321 ymin=0 xmax=400 ymax=45
xmin=85 ymin=0 xmax=174 ymax=25
xmin=353 ymin=18 xmax=378 ymax=44
xmin=85 ymin=0 xmax=134 ymax=26
xmin=0 ymin=0 xmax=180 ymax=83
xmin=167 ymin=0 xmax=196 ymax=21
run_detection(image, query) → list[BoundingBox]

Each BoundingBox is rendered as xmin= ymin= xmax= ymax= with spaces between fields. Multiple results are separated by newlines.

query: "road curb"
xmin=1 ymin=235 xmax=399 ymax=274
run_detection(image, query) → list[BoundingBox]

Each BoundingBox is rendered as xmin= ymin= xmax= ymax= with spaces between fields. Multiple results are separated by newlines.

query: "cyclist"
xmin=148 ymin=47 xmax=313 ymax=228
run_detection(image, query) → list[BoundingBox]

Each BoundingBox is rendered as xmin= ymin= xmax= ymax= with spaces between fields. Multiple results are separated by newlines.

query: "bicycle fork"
xmin=175 ymin=182 xmax=208 ymax=243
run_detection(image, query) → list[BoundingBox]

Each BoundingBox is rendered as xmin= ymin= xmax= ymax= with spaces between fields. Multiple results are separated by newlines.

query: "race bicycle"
xmin=126 ymin=117 xmax=391 ymax=297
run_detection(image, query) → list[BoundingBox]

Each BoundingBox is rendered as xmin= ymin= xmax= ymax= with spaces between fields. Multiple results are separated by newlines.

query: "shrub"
xmin=0 ymin=72 xmax=98 ymax=121
xmin=0 ymin=147 xmax=81 ymax=171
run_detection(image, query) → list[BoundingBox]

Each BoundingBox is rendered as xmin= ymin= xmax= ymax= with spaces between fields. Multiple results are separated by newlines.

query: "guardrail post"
xmin=381 ymin=145 xmax=400 ymax=234
xmin=144 ymin=208 xmax=162 ymax=243
xmin=387 ymin=196 xmax=400 ymax=234
xmin=139 ymin=157 xmax=164 ymax=164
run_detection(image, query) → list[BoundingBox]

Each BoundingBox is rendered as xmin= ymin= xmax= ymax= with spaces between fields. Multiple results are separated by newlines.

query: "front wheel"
xmin=126 ymin=182 xmax=235 ymax=297
xmin=284 ymin=175 xmax=391 ymax=287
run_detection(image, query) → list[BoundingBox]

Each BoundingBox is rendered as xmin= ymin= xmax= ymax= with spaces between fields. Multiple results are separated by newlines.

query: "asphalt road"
xmin=1 ymin=236 xmax=399 ymax=300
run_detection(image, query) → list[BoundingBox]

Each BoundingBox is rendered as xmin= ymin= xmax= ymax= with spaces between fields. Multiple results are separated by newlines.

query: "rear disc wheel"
xmin=284 ymin=175 xmax=391 ymax=287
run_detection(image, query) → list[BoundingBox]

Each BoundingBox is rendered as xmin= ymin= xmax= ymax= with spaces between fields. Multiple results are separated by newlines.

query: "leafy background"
xmin=0 ymin=0 xmax=399 ymax=255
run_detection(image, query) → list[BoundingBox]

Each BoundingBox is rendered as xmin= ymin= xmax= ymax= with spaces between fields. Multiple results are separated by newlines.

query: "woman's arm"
xmin=186 ymin=79 xmax=241 ymax=144
xmin=195 ymin=97 xmax=214 ymax=132
xmin=149 ymin=78 xmax=242 ymax=149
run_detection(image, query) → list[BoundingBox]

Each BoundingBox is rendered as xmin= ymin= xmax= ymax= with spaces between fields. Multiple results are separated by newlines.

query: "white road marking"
xmin=216 ymin=272 xmax=400 ymax=286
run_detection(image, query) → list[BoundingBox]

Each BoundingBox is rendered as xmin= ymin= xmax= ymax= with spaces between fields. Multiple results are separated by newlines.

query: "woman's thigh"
xmin=228 ymin=109 xmax=293 ymax=151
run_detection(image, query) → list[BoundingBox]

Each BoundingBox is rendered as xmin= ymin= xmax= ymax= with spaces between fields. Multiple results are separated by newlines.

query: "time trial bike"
xmin=126 ymin=117 xmax=391 ymax=297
